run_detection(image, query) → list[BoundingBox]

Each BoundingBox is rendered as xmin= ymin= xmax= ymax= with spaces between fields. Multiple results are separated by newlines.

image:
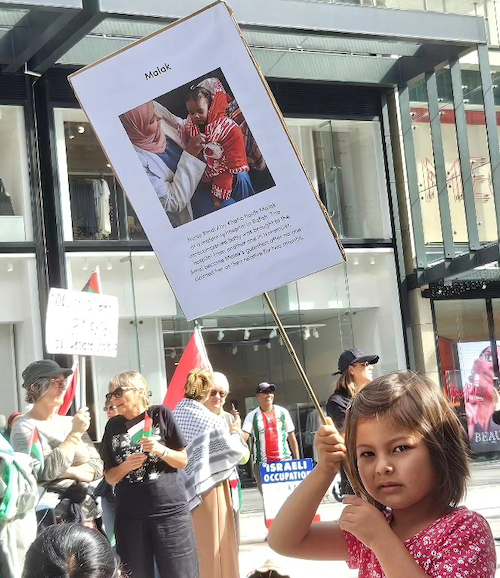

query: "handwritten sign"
xmin=260 ymin=459 xmax=319 ymax=528
xmin=45 ymin=288 xmax=119 ymax=357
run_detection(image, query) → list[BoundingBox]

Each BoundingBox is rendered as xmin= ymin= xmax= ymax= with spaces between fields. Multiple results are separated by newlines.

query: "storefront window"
xmin=434 ymin=298 xmax=500 ymax=456
xmin=0 ymin=106 xmax=33 ymax=242
xmin=286 ymin=118 xmax=391 ymax=240
xmin=0 ymin=254 xmax=43 ymax=418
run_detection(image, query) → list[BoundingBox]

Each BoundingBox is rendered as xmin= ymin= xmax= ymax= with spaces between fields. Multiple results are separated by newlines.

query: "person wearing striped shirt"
xmin=242 ymin=382 xmax=300 ymax=494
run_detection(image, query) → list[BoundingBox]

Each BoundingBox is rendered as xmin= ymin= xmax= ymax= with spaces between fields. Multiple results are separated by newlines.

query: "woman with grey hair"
xmin=11 ymin=360 xmax=103 ymax=528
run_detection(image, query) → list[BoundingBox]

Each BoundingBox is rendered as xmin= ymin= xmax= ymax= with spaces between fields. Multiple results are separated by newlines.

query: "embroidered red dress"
xmin=344 ymin=507 xmax=496 ymax=577
xmin=185 ymin=84 xmax=249 ymax=201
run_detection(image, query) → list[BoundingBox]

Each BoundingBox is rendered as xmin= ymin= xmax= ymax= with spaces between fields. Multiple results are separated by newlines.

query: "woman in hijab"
xmin=120 ymin=101 xmax=206 ymax=228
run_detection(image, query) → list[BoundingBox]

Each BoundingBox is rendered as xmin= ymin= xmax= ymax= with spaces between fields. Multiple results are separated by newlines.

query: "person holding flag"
xmin=11 ymin=359 xmax=103 ymax=529
xmin=100 ymin=371 xmax=199 ymax=578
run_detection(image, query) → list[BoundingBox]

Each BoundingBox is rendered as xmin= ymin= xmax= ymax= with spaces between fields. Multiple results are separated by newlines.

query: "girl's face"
xmin=145 ymin=102 xmax=161 ymax=136
xmin=186 ymin=96 xmax=209 ymax=126
xmin=355 ymin=417 xmax=437 ymax=511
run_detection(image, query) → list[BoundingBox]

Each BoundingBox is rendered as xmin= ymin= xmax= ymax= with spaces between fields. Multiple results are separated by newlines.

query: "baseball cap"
xmin=255 ymin=382 xmax=276 ymax=395
xmin=22 ymin=359 xmax=73 ymax=388
xmin=332 ymin=348 xmax=379 ymax=376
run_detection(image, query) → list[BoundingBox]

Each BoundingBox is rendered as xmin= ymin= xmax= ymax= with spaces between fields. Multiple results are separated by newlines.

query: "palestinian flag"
xmin=28 ymin=427 xmax=44 ymax=468
xmin=82 ymin=266 xmax=102 ymax=294
xmin=58 ymin=360 xmax=79 ymax=416
xmin=128 ymin=412 xmax=153 ymax=444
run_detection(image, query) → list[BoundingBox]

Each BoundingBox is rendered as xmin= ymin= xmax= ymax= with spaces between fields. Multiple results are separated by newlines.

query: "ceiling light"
xmin=370 ymin=256 xmax=375 ymax=265
xmin=82 ymin=259 xmax=88 ymax=271
xmin=269 ymin=328 xmax=277 ymax=339
xmin=232 ymin=346 xmax=238 ymax=355
xmin=353 ymin=258 xmax=359 ymax=266
xmin=279 ymin=336 xmax=284 ymax=346
xmin=244 ymin=329 xmax=250 ymax=341
xmin=106 ymin=163 xmax=111 ymax=168
xmin=266 ymin=342 xmax=271 ymax=349
xmin=313 ymin=328 xmax=319 ymax=339
xmin=217 ymin=330 xmax=224 ymax=341
xmin=77 ymin=125 xmax=85 ymax=134
xmin=138 ymin=259 xmax=145 ymax=270
xmin=107 ymin=261 xmax=113 ymax=270
xmin=170 ymin=349 xmax=176 ymax=359
xmin=68 ymin=134 xmax=75 ymax=140
xmin=253 ymin=344 xmax=259 ymax=352
xmin=303 ymin=327 xmax=311 ymax=341
xmin=7 ymin=261 xmax=13 ymax=273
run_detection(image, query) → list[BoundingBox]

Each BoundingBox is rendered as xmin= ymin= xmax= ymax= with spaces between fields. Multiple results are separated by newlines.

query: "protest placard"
xmin=260 ymin=459 xmax=319 ymax=528
xmin=69 ymin=1 xmax=344 ymax=321
xmin=45 ymin=288 xmax=119 ymax=357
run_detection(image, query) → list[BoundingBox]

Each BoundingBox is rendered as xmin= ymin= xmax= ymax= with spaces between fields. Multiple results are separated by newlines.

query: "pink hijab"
xmin=121 ymin=102 xmax=167 ymax=154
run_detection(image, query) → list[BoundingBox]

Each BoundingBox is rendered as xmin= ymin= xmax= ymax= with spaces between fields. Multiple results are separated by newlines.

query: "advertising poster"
xmin=260 ymin=459 xmax=319 ymax=528
xmin=457 ymin=341 xmax=500 ymax=453
xmin=45 ymin=288 xmax=119 ymax=357
xmin=69 ymin=2 xmax=344 ymax=321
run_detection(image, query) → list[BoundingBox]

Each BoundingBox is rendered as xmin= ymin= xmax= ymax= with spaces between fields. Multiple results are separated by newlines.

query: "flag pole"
xmin=263 ymin=292 xmax=327 ymax=426
xmin=79 ymin=355 xmax=86 ymax=408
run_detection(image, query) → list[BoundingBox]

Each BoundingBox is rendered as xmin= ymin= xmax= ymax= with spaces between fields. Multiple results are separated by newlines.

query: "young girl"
xmin=268 ymin=371 xmax=496 ymax=577
xmin=184 ymin=79 xmax=255 ymax=210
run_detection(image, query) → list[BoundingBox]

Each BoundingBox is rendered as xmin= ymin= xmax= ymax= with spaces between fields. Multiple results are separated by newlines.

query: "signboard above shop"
xmin=69 ymin=1 xmax=344 ymax=321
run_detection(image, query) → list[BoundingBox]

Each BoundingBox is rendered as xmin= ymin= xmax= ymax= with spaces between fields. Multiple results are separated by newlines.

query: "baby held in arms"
xmin=268 ymin=371 xmax=496 ymax=577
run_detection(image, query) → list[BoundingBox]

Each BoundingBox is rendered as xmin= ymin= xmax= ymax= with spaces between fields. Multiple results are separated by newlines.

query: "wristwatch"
xmin=160 ymin=447 xmax=170 ymax=460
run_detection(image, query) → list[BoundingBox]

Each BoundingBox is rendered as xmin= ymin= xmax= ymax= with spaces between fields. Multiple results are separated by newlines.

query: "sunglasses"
xmin=105 ymin=386 xmax=137 ymax=403
xmin=353 ymin=361 xmax=371 ymax=368
xmin=104 ymin=404 xmax=117 ymax=412
xmin=51 ymin=377 xmax=68 ymax=386
xmin=210 ymin=390 xmax=227 ymax=398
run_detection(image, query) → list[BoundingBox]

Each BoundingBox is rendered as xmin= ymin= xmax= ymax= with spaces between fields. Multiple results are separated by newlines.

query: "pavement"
xmin=238 ymin=460 xmax=500 ymax=577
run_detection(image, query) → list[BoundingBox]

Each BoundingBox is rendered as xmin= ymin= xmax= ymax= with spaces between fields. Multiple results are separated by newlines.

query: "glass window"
xmin=0 ymin=255 xmax=43 ymax=417
xmin=54 ymin=108 xmax=124 ymax=242
xmin=286 ymin=118 xmax=391 ymax=240
xmin=0 ymin=106 xmax=32 ymax=242
xmin=434 ymin=298 xmax=500 ymax=455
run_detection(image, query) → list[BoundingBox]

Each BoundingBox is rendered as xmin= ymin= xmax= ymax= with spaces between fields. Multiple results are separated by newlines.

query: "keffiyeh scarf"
xmin=173 ymin=398 xmax=246 ymax=510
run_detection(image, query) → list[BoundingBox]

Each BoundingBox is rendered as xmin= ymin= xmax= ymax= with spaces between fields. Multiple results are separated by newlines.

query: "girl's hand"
xmin=314 ymin=417 xmax=346 ymax=476
xmin=138 ymin=437 xmax=162 ymax=456
xmin=185 ymin=134 xmax=206 ymax=157
xmin=338 ymin=496 xmax=390 ymax=550
xmin=213 ymin=197 xmax=222 ymax=209
xmin=124 ymin=452 xmax=147 ymax=472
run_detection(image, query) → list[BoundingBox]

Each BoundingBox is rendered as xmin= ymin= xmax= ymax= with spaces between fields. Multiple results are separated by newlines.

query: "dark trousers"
xmin=115 ymin=505 xmax=199 ymax=578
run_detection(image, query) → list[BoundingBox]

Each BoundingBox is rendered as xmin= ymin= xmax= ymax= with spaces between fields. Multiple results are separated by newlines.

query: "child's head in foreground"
xmin=344 ymin=370 xmax=469 ymax=511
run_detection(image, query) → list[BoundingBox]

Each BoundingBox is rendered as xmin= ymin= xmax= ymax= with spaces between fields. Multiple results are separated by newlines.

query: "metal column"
xmin=426 ymin=71 xmax=454 ymax=259
xmin=478 ymin=43 xmax=500 ymax=242
xmin=399 ymin=84 xmax=428 ymax=269
xmin=449 ymin=59 xmax=480 ymax=250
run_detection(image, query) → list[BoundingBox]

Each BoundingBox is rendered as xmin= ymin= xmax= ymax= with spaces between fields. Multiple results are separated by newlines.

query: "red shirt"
xmin=344 ymin=507 xmax=496 ymax=577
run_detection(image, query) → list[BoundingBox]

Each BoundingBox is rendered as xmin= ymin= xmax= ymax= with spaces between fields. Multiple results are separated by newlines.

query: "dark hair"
xmin=25 ymin=377 xmax=51 ymax=404
xmin=344 ymin=371 xmax=469 ymax=510
xmin=185 ymin=86 xmax=212 ymax=107
xmin=23 ymin=523 xmax=121 ymax=578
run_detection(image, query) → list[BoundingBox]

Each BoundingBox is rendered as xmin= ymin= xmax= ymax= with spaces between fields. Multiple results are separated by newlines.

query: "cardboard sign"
xmin=69 ymin=2 xmax=344 ymax=320
xmin=45 ymin=288 xmax=119 ymax=357
xmin=260 ymin=459 xmax=319 ymax=528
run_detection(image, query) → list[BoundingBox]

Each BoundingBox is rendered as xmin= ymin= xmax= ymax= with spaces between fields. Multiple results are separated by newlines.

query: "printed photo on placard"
xmin=119 ymin=68 xmax=275 ymax=228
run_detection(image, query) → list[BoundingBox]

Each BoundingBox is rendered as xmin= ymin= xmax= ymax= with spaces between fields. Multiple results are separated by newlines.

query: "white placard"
xmin=45 ymin=288 xmax=119 ymax=357
xmin=69 ymin=2 xmax=344 ymax=320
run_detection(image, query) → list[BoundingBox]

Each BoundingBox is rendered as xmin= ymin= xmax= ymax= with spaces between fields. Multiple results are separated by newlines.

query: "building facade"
xmin=0 ymin=0 xmax=498 ymax=456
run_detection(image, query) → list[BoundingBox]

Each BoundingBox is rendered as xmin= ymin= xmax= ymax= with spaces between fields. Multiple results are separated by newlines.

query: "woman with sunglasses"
xmin=99 ymin=371 xmax=199 ymax=578
xmin=11 ymin=360 xmax=103 ymax=529
xmin=174 ymin=369 xmax=247 ymax=578
xmin=326 ymin=348 xmax=379 ymax=497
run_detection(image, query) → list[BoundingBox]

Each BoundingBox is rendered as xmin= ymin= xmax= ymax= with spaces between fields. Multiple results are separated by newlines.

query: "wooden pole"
xmin=263 ymin=292 xmax=327 ymax=425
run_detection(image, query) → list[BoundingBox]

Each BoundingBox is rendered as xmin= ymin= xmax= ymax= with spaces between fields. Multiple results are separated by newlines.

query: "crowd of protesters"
xmin=0 ymin=352 xmax=498 ymax=578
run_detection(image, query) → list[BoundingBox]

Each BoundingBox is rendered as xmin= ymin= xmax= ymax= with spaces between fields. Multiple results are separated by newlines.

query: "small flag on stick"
xmin=163 ymin=326 xmax=212 ymax=410
xmin=82 ymin=266 xmax=102 ymax=294
xmin=27 ymin=427 xmax=44 ymax=469
xmin=58 ymin=360 xmax=79 ymax=416
xmin=128 ymin=412 xmax=153 ymax=444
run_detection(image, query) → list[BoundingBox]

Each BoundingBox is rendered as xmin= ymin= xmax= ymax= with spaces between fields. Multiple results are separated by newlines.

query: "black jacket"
xmin=326 ymin=387 xmax=351 ymax=433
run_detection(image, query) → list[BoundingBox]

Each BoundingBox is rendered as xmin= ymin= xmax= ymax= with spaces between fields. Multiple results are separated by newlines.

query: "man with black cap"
xmin=327 ymin=348 xmax=379 ymax=495
xmin=242 ymin=382 xmax=300 ymax=494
